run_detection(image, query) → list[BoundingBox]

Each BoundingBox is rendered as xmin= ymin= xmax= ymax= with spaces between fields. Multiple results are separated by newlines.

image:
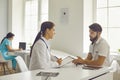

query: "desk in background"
xmin=8 ymin=50 xmax=30 ymax=67
xmin=9 ymin=49 xmax=76 ymax=68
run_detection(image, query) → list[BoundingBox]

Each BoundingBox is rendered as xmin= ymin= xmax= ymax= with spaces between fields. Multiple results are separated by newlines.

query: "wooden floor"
xmin=0 ymin=68 xmax=17 ymax=76
xmin=0 ymin=66 xmax=20 ymax=76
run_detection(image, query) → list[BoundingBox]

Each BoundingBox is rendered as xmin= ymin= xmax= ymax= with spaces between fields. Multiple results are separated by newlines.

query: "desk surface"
xmin=0 ymin=66 xmax=111 ymax=80
xmin=6 ymin=50 xmax=111 ymax=80
xmin=15 ymin=50 xmax=30 ymax=54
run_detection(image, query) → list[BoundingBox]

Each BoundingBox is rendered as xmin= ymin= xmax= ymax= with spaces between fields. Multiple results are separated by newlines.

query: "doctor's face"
xmin=47 ymin=26 xmax=56 ymax=39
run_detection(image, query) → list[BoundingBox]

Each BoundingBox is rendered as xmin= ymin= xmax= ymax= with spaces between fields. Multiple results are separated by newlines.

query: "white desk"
xmin=0 ymin=66 xmax=112 ymax=80
xmin=9 ymin=49 xmax=75 ymax=67
xmin=6 ymin=50 xmax=113 ymax=80
xmin=8 ymin=50 xmax=30 ymax=67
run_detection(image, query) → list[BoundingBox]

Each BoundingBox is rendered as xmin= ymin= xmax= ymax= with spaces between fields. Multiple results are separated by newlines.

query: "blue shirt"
xmin=0 ymin=38 xmax=11 ymax=55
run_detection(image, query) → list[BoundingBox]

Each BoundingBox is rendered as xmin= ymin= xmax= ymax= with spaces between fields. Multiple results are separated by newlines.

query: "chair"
xmin=15 ymin=56 xmax=28 ymax=72
xmin=0 ymin=53 xmax=11 ymax=75
xmin=109 ymin=60 xmax=120 ymax=72
xmin=109 ymin=60 xmax=120 ymax=80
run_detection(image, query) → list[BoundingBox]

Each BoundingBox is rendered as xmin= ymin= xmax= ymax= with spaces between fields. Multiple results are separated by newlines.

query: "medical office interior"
xmin=0 ymin=0 xmax=120 ymax=80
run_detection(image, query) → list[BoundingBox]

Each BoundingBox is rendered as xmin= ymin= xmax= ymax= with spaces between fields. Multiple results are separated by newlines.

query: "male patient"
xmin=73 ymin=23 xmax=110 ymax=67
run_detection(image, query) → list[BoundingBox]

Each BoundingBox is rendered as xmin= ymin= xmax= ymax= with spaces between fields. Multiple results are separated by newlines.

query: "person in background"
xmin=29 ymin=21 xmax=62 ymax=70
xmin=0 ymin=32 xmax=22 ymax=70
xmin=72 ymin=23 xmax=110 ymax=67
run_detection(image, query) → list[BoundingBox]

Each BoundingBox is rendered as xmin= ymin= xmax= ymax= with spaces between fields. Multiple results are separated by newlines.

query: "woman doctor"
xmin=29 ymin=21 xmax=62 ymax=70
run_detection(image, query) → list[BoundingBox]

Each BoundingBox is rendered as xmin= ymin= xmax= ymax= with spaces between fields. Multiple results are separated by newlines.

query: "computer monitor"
xmin=19 ymin=42 xmax=26 ymax=50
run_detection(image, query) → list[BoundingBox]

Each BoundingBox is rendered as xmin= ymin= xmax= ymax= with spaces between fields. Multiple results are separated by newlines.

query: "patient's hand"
xmin=72 ymin=57 xmax=84 ymax=64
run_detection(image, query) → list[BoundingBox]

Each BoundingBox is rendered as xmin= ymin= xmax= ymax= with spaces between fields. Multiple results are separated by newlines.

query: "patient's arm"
xmin=72 ymin=53 xmax=92 ymax=64
xmin=85 ymin=53 xmax=92 ymax=60
xmin=85 ymin=55 xmax=106 ymax=66
xmin=73 ymin=53 xmax=105 ymax=66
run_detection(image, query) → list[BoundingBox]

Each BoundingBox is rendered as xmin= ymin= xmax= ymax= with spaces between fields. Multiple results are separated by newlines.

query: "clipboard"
xmin=59 ymin=56 xmax=75 ymax=67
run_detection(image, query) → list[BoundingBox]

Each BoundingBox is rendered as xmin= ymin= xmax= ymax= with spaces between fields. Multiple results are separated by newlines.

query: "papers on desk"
xmin=36 ymin=72 xmax=59 ymax=80
xmin=59 ymin=56 xmax=75 ymax=67
xmin=82 ymin=64 xmax=102 ymax=70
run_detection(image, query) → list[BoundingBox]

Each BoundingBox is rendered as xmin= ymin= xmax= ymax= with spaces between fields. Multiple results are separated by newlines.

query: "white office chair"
xmin=15 ymin=56 xmax=28 ymax=72
xmin=109 ymin=60 xmax=120 ymax=73
xmin=109 ymin=60 xmax=120 ymax=80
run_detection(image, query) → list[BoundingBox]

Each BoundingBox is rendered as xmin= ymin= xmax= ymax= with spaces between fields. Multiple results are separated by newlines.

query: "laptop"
xmin=19 ymin=42 xmax=26 ymax=50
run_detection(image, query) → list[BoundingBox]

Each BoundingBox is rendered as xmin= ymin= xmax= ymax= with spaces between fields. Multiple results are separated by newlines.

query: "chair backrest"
xmin=109 ymin=60 xmax=120 ymax=73
xmin=15 ymin=56 xmax=28 ymax=72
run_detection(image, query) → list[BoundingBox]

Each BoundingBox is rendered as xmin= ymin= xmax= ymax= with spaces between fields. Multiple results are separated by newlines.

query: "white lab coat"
xmin=29 ymin=37 xmax=58 ymax=70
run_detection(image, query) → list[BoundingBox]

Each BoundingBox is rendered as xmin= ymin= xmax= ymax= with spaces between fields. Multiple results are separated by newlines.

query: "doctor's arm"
xmin=33 ymin=43 xmax=51 ymax=69
xmin=51 ymin=55 xmax=62 ymax=65
xmin=35 ymin=43 xmax=59 ymax=68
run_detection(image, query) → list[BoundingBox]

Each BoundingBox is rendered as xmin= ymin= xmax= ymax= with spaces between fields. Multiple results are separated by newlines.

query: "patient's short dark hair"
xmin=89 ymin=23 xmax=102 ymax=32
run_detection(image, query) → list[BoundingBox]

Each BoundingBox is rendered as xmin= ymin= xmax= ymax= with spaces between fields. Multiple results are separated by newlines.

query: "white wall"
xmin=0 ymin=0 xmax=8 ymax=41
xmin=83 ymin=0 xmax=93 ymax=53
xmin=49 ymin=0 xmax=84 ymax=56
xmin=0 ymin=0 xmax=93 ymax=56
xmin=8 ymin=0 xmax=25 ymax=48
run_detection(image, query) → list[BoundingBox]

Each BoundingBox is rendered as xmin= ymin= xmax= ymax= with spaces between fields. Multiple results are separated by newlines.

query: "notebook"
xmin=19 ymin=42 xmax=26 ymax=50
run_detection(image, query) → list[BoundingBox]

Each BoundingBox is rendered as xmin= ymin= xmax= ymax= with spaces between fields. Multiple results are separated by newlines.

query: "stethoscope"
xmin=40 ymin=38 xmax=51 ymax=59
xmin=40 ymin=38 xmax=48 ymax=49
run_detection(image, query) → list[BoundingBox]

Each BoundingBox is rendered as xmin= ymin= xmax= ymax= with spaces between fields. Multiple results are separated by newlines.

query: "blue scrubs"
xmin=0 ymin=38 xmax=17 ymax=69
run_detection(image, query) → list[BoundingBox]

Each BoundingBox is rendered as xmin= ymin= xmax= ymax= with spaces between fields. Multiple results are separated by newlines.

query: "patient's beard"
xmin=90 ymin=35 xmax=98 ymax=44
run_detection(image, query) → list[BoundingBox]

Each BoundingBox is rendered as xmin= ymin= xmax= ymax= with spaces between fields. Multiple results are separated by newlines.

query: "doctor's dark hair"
xmin=0 ymin=32 xmax=15 ymax=44
xmin=30 ymin=21 xmax=55 ymax=57
xmin=89 ymin=23 xmax=102 ymax=32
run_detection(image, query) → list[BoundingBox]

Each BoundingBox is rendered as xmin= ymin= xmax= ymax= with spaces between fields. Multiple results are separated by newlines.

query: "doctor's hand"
xmin=57 ymin=58 xmax=62 ymax=65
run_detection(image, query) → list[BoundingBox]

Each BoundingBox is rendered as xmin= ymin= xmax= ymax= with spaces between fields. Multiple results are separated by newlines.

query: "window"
xmin=24 ymin=0 xmax=38 ymax=46
xmin=40 ymin=0 xmax=48 ymax=22
xmin=95 ymin=0 xmax=120 ymax=52
xmin=24 ymin=0 xmax=48 ymax=47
